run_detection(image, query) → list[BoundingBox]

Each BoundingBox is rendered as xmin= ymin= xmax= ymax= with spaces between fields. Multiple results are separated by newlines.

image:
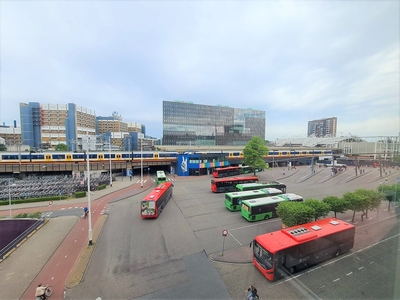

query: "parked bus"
xmin=212 ymin=166 xmax=242 ymax=178
xmin=241 ymin=193 xmax=303 ymax=221
xmin=236 ymin=182 xmax=287 ymax=193
xmin=240 ymin=166 xmax=263 ymax=174
xmin=225 ymin=188 xmax=283 ymax=211
xmin=252 ymin=218 xmax=355 ymax=281
xmin=213 ymin=166 xmax=262 ymax=178
xmin=140 ymin=182 xmax=174 ymax=218
xmin=156 ymin=170 xmax=167 ymax=184
xmin=211 ymin=176 xmax=258 ymax=193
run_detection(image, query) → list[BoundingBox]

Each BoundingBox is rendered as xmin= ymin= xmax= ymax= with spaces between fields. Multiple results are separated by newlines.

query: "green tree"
xmin=55 ymin=143 xmax=68 ymax=151
xmin=276 ymin=201 xmax=314 ymax=227
xmin=0 ymin=144 xmax=7 ymax=151
xmin=242 ymin=136 xmax=269 ymax=175
xmin=303 ymin=199 xmax=331 ymax=221
xmin=364 ymin=189 xmax=385 ymax=218
xmin=378 ymin=183 xmax=400 ymax=211
xmin=343 ymin=189 xmax=370 ymax=222
xmin=322 ymin=196 xmax=347 ymax=218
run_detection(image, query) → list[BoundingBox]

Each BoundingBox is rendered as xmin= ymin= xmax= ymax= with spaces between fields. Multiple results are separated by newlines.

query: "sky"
xmin=0 ymin=1 xmax=399 ymax=141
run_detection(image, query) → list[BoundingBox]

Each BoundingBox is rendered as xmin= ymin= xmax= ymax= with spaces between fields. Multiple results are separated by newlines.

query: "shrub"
xmin=75 ymin=191 xmax=86 ymax=198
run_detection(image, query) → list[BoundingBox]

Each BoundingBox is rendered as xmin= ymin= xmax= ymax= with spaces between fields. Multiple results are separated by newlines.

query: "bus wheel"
xmin=264 ymin=215 xmax=269 ymax=220
xmin=289 ymin=267 xmax=295 ymax=274
xmin=335 ymin=249 xmax=340 ymax=257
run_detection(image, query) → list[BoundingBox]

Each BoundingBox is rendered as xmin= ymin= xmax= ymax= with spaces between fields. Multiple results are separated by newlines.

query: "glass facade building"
xmin=163 ymin=101 xmax=265 ymax=146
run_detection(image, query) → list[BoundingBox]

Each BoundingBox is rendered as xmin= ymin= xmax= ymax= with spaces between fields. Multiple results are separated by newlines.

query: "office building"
xmin=307 ymin=117 xmax=337 ymax=137
xmin=162 ymin=101 xmax=265 ymax=146
xmin=20 ymin=102 xmax=96 ymax=151
xmin=0 ymin=122 xmax=22 ymax=147
xmin=19 ymin=102 xmax=148 ymax=151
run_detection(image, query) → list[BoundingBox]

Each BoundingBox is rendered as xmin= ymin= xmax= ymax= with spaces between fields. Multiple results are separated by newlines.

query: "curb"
xmin=65 ymin=181 xmax=154 ymax=289
xmin=65 ymin=215 xmax=108 ymax=289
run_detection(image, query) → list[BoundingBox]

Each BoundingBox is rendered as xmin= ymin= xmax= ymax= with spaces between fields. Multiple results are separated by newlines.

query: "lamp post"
xmin=109 ymin=136 xmax=112 ymax=187
xmin=272 ymin=151 xmax=275 ymax=179
xmin=140 ymin=138 xmax=143 ymax=188
xmin=86 ymin=134 xmax=93 ymax=246
xmin=8 ymin=179 xmax=14 ymax=218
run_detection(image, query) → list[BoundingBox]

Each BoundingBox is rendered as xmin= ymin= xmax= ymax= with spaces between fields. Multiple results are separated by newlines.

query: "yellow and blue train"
xmin=0 ymin=149 xmax=334 ymax=163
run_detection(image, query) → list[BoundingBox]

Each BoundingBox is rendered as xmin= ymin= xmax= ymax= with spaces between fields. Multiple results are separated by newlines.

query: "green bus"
xmin=236 ymin=182 xmax=286 ymax=193
xmin=225 ymin=188 xmax=283 ymax=211
xmin=241 ymin=193 xmax=303 ymax=222
xmin=156 ymin=170 xmax=167 ymax=184
xmin=240 ymin=166 xmax=262 ymax=174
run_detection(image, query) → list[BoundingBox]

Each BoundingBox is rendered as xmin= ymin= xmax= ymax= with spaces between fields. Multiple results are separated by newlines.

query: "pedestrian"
xmin=245 ymin=285 xmax=259 ymax=300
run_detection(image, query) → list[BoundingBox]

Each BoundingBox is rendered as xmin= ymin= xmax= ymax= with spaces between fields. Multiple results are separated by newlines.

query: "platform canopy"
xmin=274 ymin=135 xmax=351 ymax=148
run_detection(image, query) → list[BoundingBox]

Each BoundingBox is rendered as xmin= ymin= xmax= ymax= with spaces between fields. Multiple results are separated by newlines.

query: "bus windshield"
xmin=156 ymin=171 xmax=167 ymax=184
xmin=253 ymin=240 xmax=273 ymax=270
xmin=141 ymin=201 xmax=156 ymax=216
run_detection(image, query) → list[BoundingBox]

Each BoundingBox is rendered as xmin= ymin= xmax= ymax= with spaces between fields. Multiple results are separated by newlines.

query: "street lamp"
xmin=8 ymin=179 xmax=16 ymax=218
xmin=141 ymin=138 xmax=143 ymax=188
xmin=86 ymin=134 xmax=93 ymax=246
xmin=109 ymin=136 xmax=112 ymax=187
xmin=272 ymin=151 xmax=275 ymax=179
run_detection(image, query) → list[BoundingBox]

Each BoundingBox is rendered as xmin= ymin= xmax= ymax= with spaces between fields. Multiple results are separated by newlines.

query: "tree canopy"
xmin=242 ymin=136 xmax=269 ymax=175
xmin=276 ymin=201 xmax=314 ymax=227
xmin=322 ymin=196 xmax=347 ymax=218
xmin=303 ymin=198 xmax=331 ymax=221
xmin=0 ymin=144 xmax=7 ymax=151
xmin=378 ymin=183 xmax=400 ymax=211
xmin=55 ymin=143 xmax=68 ymax=151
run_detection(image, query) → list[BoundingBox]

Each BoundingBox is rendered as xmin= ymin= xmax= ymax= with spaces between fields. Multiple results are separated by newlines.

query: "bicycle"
xmin=37 ymin=286 xmax=53 ymax=300
xmin=45 ymin=285 xmax=53 ymax=298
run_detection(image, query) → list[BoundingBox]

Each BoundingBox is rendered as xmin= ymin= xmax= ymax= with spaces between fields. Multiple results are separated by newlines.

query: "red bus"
xmin=252 ymin=218 xmax=355 ymax=281
xmin=211 ymin=176 xmax=258 ymax=193
xmin=140 ymin=182 xmax=174 ymax=218
xmin=212 ymin=166 xmax=241 ymax=178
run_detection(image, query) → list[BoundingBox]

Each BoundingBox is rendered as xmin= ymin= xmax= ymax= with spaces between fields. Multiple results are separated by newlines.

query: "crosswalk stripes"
xmin=151 ymin=178 xmax=177 ymax=183
xmin=135 ymin=179 xmax=147 ymax=184
xmin=101 ymin=204 xmax=112 ymax=215
xmin=41 ymin=212 xmax=53 ymax=218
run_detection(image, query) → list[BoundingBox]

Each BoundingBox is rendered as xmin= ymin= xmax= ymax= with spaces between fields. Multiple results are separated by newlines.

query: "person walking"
xmin=245 ymin=285 xmax=259 ymax=300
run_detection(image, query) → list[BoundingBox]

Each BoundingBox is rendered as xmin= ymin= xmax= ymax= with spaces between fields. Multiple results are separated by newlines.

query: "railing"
xmin=0 ymin=218 xmax=46 ymax=260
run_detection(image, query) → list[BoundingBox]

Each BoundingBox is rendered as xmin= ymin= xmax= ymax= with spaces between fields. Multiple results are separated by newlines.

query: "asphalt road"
xmin=61 ymin=166 xmax=400 ymax=299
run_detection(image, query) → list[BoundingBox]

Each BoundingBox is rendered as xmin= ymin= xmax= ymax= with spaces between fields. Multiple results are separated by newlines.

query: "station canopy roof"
xmin=274 ymin=135 xmax=350 ymax=148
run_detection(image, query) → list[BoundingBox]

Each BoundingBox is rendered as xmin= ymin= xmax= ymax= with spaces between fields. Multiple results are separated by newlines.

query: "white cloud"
xmin=0 ymin=0 xmax=398 ymax=141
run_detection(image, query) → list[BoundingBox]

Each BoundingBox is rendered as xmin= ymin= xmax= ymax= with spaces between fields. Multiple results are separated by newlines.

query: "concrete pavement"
xmin=1 ymin=170 xmax=399 ymax=300
xmin=0 ymin=175 xmax=155 ymax=300
xmin=209 ymin=204 xmax=400 ymax=264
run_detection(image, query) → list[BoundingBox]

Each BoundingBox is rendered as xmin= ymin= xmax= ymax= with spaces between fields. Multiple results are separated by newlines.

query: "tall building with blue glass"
xmin=162 ymin=101 xmax=265 ymax=146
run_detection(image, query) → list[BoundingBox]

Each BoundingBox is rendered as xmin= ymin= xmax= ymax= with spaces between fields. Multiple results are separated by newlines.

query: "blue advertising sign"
xmin=177 ymin=155 xmax=189 ymax=176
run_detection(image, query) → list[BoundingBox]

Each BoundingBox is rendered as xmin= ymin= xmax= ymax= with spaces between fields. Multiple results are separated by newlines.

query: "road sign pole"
xmin=221 ymin=229 xmax=228 ymax=256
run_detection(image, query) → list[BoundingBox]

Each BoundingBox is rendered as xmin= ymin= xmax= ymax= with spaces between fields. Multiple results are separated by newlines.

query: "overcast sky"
xmin=1 ymin=1 xmax=399 ymax=141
